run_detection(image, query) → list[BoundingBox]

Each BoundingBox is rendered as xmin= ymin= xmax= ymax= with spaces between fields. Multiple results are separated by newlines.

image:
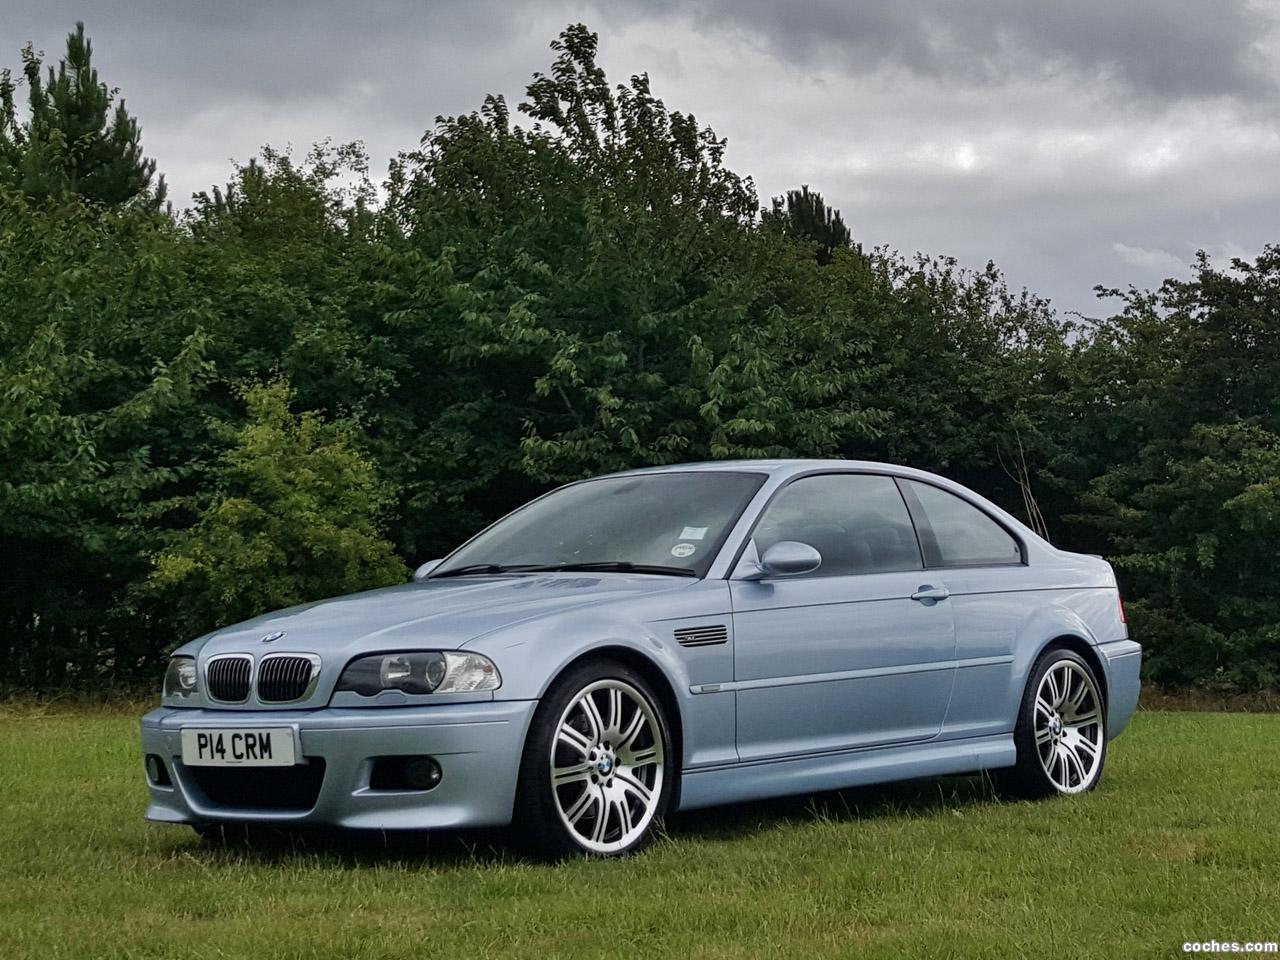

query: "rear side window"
xmin=752 ymin=473 xmax=923 ymax=577
xmin=902 ymin=480 xmax=1023 ymax=567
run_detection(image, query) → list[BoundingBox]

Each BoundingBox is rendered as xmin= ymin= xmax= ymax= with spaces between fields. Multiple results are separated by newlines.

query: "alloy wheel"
xmin=550 ymin=678 xmax=665 ymax=854
xmin=1034 ymin=659 xmax=1104 ymax=793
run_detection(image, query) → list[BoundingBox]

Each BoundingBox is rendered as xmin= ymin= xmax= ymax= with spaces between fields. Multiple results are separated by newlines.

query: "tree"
xmin=378 ymin=24 xmax=1064 ymax=547
xmin=763 ymin=185 xmax=854 ymax=264
xmin=138 ymin=381 xmax=406 ymax=641
xmin=378 ymin=23 xmax=772 ymax=547
xmin=0 ymin=22 xmax=165 ymax=206
xmin=1080 ymin=423 xmax=1280 ymax=689
xmin=1056 ymin=247 xmax=1280 ymax=690
xmin=0 ymin=185 xmax=208 ymax=687
xmin=5 ymin=19 xmax=1277 ymax=695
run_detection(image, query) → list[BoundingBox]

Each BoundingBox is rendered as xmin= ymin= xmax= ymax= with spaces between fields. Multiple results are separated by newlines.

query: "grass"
xmin=1 ymin=709 xmax=1277 ymax=959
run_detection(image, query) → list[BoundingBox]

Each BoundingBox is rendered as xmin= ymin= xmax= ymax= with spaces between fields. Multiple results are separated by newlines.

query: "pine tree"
xmin=763 ymin=185 xmax=854 ymax=264
xmin=0 ymin=22 xmax=165 ymax=206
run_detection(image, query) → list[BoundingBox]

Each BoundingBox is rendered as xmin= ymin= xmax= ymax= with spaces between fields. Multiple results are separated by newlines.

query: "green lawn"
xmin=1 ymin=709 xmax=1277 ymax=959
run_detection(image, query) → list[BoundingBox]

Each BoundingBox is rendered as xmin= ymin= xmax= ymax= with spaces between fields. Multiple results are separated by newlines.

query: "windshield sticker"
xmin=679 ymin=526 xmax=709 ymax=541
xmin=671 ymin=543 xmax=696 ymax=559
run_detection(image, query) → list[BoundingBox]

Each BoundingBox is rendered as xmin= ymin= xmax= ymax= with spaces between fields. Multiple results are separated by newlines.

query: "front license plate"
xmin=180 ymin=728 xmax=296 ymax=767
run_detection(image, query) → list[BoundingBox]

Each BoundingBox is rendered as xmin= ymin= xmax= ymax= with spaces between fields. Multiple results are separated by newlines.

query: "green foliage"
xmin=1063 ymin=248 xmax=1280 ymax=689
xmin=1 ymin=21 xmax=1278 ymax=691
xmin=378 ymin=27 xmax=1055 ymax=524
xmin=0 ymin=23 xmax=165 ymax=206
xmin=763 ymin=185 xmax=854 ymax=264
xmin=374 ymin=25 xmax=768 ymax=545
xmin=0 ymin=185 xmax=211 ymax=685
xmin=139 ymin=381 xmax=406 ymax=641
xmin=1082 ymin=424 xmax=1280 ymax=687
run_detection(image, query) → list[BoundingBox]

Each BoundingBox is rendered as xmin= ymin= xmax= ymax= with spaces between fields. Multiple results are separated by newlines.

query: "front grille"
xmin=183 ymin=760 xmax=326 ymax=811
xmin=257 ymin=655 xmax=316 ymax=703
xmin=674 ymin=624 xmax=729 ymax=647
xmin=206 ymin=656 xmax=251 ymax=702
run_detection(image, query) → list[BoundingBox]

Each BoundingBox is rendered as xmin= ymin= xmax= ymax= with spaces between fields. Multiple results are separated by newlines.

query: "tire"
xmin=993 ymin=647 xmax=1108 ymax=800
xmin=513 ymin=659 xmax=675 ymax=859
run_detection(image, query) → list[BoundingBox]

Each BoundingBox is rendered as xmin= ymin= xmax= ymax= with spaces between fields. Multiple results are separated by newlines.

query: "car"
xmin=141 ymin=459 xmax=1142 ymax=857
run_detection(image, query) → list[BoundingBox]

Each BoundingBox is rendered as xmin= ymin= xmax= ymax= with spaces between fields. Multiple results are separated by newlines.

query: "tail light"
xmin=1118 ymin=593 xmax=1127 ymax=624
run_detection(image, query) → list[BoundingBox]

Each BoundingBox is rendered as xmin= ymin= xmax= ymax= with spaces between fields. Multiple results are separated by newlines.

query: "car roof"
xmin=604 ymin=459 xmax=923 ymax=480
xmin=599 ymin=459 xmax=1051 ymax=557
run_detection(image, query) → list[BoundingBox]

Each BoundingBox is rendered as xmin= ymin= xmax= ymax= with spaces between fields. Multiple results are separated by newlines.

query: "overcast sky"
xmin=5 ymin=0 xmax=1279 ymax=318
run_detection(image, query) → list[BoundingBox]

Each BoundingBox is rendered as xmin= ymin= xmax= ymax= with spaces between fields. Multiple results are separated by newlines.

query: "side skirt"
xmin=676 ymin=734 xmax=1016 ymax=811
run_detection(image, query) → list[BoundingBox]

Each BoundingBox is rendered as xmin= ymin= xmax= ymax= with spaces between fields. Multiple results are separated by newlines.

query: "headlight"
xmin=162 ymin=656 xmax=198 ymax=699
xmin=336 ymin=651 xmax=501 ymax=696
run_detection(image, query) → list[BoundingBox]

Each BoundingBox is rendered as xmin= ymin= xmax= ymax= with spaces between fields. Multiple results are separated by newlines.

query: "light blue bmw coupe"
xmin=142 ymin=460 xmax=1141 ymax=857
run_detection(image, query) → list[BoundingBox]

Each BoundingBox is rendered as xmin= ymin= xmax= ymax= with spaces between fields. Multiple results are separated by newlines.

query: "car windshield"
xmin=433 ymin=471 xmax=767 ymax=578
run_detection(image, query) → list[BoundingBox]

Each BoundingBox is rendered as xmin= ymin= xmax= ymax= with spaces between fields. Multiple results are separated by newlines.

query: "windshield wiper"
xmin=429 ymin=563 xmax=539 ymax=579
xmin=518 ymin=561 xmax=697 ymax=577
xmin=431 ymin=561 xmax=698 ymax=579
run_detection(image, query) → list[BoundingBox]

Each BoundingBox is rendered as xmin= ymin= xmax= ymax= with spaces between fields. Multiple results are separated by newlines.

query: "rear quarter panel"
xmin=940 ymin=550 xmax=1129 ymax=741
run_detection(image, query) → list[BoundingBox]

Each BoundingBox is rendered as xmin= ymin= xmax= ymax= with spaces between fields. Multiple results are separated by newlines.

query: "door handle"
xmin=911 ymin=585 xmax=950 ymax=604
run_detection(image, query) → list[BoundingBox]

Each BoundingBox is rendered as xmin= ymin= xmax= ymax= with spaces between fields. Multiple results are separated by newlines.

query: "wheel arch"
xmin=995 ymin=633 xmax=1111 ymax=800
xmin=524 ymin=644 xmax=685 ymax=809
xmin=1036 ymin=634 xmax=1109 ymax=708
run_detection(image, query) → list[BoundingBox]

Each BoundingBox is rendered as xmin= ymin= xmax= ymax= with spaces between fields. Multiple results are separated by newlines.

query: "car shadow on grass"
xmin=665 ymin=772 xmax=999 ymax=845
xmin=189 ymin=822 xmax=522 ymax=868
xmin=185 ymin=773 xmax=1000 ymax=868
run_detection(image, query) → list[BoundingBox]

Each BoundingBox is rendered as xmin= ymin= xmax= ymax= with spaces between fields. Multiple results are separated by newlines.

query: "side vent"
xmin=674 ymin=624 xmax=729 ymax=648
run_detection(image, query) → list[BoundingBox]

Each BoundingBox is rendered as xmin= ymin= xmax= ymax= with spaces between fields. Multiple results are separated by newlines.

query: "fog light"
xmin=369 ymin=755 xmax=442 ymax=791
xmin=404 ymin=757 xmax=442 ymax=791
xmin=145 ymin=754 xmax=171 ymax=786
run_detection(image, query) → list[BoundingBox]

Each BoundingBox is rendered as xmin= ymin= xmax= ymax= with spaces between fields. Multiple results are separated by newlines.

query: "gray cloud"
xmin=2 ymin=0 xmax=1278 ymax=318
xmin=2 ymin=0 xmax=579 ymax=195
xmin=3 ymin=1 xmax=560 ymax=120
xmin=649 ymin=0 xmax=1279 ymax=102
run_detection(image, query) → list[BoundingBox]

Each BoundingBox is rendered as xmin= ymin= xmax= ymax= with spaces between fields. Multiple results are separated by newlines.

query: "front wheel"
xmin=513 ymin=660 xmax=674 ymax=859
xmin=995 ymin=648 xmax=1107 ymax=799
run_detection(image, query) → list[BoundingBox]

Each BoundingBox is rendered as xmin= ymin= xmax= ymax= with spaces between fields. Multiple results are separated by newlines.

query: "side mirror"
xmin=412 ymin=559 xmax=443 ymax=582
xmin=739 ymin=541 xmax=822 ymax=580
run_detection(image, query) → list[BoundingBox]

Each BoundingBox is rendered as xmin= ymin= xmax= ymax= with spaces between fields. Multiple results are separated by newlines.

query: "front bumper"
xmin=140 ymin=700 xmax=538 ymax=830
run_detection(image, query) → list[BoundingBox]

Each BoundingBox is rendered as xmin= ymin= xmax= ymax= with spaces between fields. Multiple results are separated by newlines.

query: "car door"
xmin=896 ymin=478 xmax=1029 ymax=740
xmin=730 ymin=472 xmax=958 ymax=762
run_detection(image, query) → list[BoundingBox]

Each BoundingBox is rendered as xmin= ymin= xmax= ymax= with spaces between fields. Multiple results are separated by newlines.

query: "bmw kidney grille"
xmin=206 ymin=655 xmax=252 ymax=702
xmin=256 ymin=655 xmax=316 ymax=703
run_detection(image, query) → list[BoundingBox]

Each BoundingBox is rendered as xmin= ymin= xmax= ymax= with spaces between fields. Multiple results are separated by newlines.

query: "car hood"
xmin=193 ymin=574 xmax=691 ymax=659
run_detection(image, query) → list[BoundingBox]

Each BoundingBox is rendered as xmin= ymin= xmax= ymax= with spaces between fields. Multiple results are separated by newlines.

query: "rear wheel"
xmin=513 ymin=660 xmax=674 ymax=859
xmin=995 ymin=647 xmax=1107 ymax=799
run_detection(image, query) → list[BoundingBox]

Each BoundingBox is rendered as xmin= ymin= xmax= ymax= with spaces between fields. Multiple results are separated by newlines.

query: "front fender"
xmin=461 ymin=582 xmax=736 ymax=770
xmin=475 ymin=609 xmax=692 ymax=703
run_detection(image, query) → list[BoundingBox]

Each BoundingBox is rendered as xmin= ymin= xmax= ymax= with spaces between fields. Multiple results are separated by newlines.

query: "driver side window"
xmin=753 ymin=474 xmax=923 ymax=577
